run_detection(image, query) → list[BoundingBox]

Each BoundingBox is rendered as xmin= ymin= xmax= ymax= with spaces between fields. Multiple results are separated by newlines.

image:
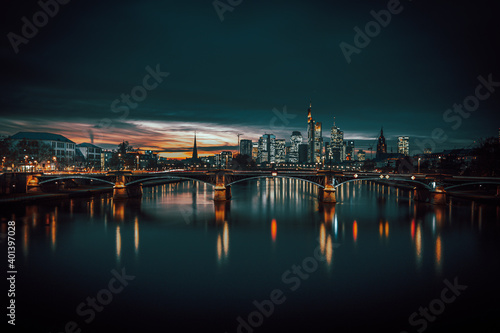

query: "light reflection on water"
xmin=3 ymin=179 xmax=500 ymax=332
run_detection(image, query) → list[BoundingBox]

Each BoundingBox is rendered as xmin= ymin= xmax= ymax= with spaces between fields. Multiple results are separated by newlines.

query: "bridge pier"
xmin=414 ymin=187 xmax=447 ymax=205
xmin=27 ymin=174 xmax=42 ymax=192
xmin=319 ymin=185 xmax=336 ymax=203
xmin=214 ymin=173 xmax=231 ymax=201
xmin=113 ymin=172 xmax=143 ymax=199
xmin=430 ymin=187 xmax=447 ymax=205
xmin=214 ymin=185 xmax=231 ymax=201
xmin=113 ymin=184 xmax=143 ymax=199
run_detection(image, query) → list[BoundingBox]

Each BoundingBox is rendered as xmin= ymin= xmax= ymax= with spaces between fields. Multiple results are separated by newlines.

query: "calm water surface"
xmin=3 ymin=179 xmax=500 ymax=332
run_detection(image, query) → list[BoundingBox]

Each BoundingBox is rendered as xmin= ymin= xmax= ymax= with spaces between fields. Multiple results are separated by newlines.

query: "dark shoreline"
xmin=372 ymin=180 xmax=500 ymax=205
xmin=0 ymin=179 xmax=185 ymax=205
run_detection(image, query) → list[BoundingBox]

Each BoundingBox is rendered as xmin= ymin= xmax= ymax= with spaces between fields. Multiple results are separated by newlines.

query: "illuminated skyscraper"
xmin=376 ymin=127 xmax=387 ymax=159
xmin=330 ymin=119 xmax=344 ymax=163
xmin=397 ymin=136 xmax=410 ymax=156
xmin=289 ymin=131 xmax=302 ymax=163
xmin=252 ymin=142 xmax=258 ymax=161
xmin=275 ymin=139 xmax=286 ymax=163
xmin=307 ymin=102 xmax=323 ymax=163
xmin=258 ymin=134 xmax=276 ymax=163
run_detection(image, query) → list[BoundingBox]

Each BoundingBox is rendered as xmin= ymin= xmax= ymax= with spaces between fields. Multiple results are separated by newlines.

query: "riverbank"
xmin=0 ymin=179 xmax=186 ymax=204
xmin=372 ymin=180 xmax=500 ymax=205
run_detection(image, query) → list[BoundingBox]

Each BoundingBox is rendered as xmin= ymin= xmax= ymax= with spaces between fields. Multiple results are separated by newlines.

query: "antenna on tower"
xmin=237 ymin=133 xmax=243 ymax=154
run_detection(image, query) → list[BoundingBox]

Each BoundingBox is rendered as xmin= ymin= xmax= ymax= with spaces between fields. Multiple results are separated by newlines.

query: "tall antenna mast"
xmin=237 ymin=133 xmax=243 ymax=154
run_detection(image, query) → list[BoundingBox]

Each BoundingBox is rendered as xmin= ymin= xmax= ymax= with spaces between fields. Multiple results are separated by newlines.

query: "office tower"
xmin=330 ymin=120 xmax=344 ymax=163
xmin=258 ymin=134 xmax=276 ymax=163
xmin=275 ymin=139 xmax=286 ymax=163
xmin=298 ymin=143 xmax=309 ymax=164
xmin=307 ymin=102 xmax=323 ymax=163
xmin=240 ymin=139 xmax=253 ymax=157
xmin=289 ymin=131 xmax=302 ymax=163
xmin=397 ymin=136 xmax=410 ymax=156
xmin=357 ymin=149 xmax=366 ymax=161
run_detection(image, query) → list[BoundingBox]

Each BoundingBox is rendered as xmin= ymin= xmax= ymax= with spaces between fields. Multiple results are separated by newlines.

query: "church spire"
xmin=192 ymin=131 xmax=198 ymax=160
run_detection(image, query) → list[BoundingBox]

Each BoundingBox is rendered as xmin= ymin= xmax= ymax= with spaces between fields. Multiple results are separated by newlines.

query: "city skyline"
xmin=1 ymin=0 xmax=500 ymax=158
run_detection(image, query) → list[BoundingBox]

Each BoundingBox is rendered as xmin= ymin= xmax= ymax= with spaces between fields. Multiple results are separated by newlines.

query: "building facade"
xmin=10 ymin=131 xmax=76 ymax=169
xmin=307 ymin=103 xmax=322 ymax=163
xmin=330 ymin=123 xmax=344 ymax=163
xmin=258 ymin=134 xmax=276 ymax=164
xmin=275 ymin=139 xmax=286 ymax=163
xmin=397 ymin=136 xmax=410 ymax=156
xmin=77 ymin=143 xmax=103 ymax=169
xmin=289 ymin=131 xmax=302 ymax=163
xmin=240 ymin=139 xmax=253 ymax=157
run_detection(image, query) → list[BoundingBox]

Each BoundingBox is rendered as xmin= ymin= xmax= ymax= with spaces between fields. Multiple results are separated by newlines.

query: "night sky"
xmin=1 ymin=0 xmax=499 ymax=157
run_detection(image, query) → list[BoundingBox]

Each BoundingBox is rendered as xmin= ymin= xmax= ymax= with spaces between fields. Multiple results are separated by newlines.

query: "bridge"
xmin=16 ymin=170 xmax=500 ymax=205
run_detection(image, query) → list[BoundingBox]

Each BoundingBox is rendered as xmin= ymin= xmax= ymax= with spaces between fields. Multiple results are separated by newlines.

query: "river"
xmin=3 ymin=179 xmax=500 ymax=332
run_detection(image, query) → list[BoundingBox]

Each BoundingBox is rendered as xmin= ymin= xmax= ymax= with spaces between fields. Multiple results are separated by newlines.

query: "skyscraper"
xmin=275 ymin=139 xmax=286 ymax=163
xmin=345 ymin=141 xmax=355 ymax=161
xmin=289 ymin=131 xmax=302 ymax=163
xmin=397 ymin=136 xmax=410 ymax=156
xmin=330 ymin=120 xmax=344 ymax=163
xmin=252 ymin=142 xmax=258 ymax=161
xmin=298 ymin=143 xmax=309 ymax=164
xmin=376 ymin=127 xmax=387 ymax=159
xmin=307 ymin=102 xmax=323 ymax=163
xmin=258 ymin=134 xmax=276 ymax=163
xmin=240 ymin=139 xmax=253 ymax=157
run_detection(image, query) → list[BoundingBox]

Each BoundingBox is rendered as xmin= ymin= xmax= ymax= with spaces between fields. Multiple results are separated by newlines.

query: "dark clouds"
xmin=1 ymin=0 xmax=499 ymax=156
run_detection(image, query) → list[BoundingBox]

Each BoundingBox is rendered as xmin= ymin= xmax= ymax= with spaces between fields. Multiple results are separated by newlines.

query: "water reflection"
xmin=271 ymin=219 xmax=277 ymax=242
xmin=353 ymin=220 xmax=358 ymax=243
xmin=51 ymin=214 xmax=56 ymax=251
xmin=116 ymin=225 xmax=121 ymax=263
xmin=113 ymin=200 xmax=125 ymax=222
xmin=134 ymin=217 xmax=139 ymax=256
xmin=217 ymin=222 xmax=229 ymax=264
xmin=23 ymin=223 xmax=29 ymax=256
xmin=415 ymin=222 xmax=422 ymax=270
xmin=435 ymin=235 xmax=442 ymax=275
xmin=5 ymin=180 xmax=499 ymax=282
xmin=319 ymin=223 xmax=333 ymax=268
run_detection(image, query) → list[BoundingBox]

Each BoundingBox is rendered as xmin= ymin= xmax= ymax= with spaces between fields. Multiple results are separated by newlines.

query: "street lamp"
xmin=136 ymin=155 xmax=139 ymax=170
